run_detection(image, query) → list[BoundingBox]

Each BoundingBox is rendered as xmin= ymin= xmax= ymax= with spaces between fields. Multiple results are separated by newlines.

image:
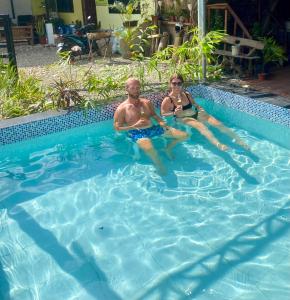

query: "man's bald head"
xmin=125 ymin=78 xmax=140 ymax=89
xmin=125 ymin=78 xmax=141 ymax=99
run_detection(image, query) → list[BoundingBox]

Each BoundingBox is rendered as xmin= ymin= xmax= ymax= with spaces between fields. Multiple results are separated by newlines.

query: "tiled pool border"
xmin=0 ymin=85 xmax=290 ymax=146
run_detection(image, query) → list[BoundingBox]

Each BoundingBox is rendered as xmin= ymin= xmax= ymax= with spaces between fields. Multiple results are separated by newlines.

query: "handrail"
xmin=0 ymin=14 xmax=17 ymax=74
xmin=207 ymin=3 xmax=252 ymax=39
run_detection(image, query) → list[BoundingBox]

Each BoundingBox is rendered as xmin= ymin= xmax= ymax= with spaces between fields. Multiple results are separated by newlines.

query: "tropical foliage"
xmin=148 ymin=27 xmax=225 ymax=82
xmin=0 ymin=28 xmax=224 ymax=119
xmin=259 ymin=37 xmax=287 ymax=72
xmin=110 ymin=0 xmax=140 ymax=24
xmin=0 ymin=60 xmax=46 ymax=118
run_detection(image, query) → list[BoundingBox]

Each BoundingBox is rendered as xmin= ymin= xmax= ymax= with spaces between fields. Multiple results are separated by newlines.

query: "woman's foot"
xmin=216 ymin=142 xmax=229 ymax=151
xmin=233 ymin=139 xmax=250 ymax=150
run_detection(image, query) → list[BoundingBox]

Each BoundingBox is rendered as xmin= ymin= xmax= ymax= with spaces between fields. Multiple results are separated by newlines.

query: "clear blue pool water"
xmin=0 ymin=99 xmax=290 ymax=300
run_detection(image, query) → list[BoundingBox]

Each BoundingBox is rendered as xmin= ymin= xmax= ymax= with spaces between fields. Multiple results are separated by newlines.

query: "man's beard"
xmin=128 ymin=92 xmax=140 ymax=99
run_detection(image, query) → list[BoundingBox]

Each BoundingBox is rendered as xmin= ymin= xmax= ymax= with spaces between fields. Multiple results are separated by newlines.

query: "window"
xmin=57 ymin=0 xmax=74 ymax=13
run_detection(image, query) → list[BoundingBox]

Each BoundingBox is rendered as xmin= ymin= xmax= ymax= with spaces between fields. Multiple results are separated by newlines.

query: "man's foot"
xmin=156 ymin=164 xmax=167 ymax=176
xmin=163 ymin=147 xmax=175 ymax=160
xmin=216 ymin=142 xmax=229 ymax=151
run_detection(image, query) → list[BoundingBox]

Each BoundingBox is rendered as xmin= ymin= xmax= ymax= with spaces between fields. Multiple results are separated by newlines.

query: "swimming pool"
xmin=0 ymin=89 xmax=290 ymax=300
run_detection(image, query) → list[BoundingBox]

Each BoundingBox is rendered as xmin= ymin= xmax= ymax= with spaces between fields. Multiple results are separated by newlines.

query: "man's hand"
xmin=159 ymin=121 xmax=170 ymax=130
xmin=133 ymin=119 xmax=150 ymax=129
xmin=114 ymin=121 xmax=122 ymax=131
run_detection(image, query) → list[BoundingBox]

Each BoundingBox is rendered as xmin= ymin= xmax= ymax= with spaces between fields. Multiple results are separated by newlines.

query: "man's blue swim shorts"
xmin=127 ymin=125 xmax=165 ymax=142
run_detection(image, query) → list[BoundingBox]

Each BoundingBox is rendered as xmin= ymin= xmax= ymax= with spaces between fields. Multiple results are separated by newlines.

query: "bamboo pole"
xmin=198 ymin=0 xmax=206 ymax=80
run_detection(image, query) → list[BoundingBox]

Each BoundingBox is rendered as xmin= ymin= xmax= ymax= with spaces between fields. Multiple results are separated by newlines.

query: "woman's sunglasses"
xmin=171 ymin=81 xmax=182 ymax=86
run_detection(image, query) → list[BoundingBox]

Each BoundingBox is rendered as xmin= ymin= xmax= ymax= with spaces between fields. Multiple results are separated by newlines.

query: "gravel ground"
xmin=2 ymin=44 xmax=136 ymax=87
xmin=3 ymin=44 xmax=288 ymax=99
xmin=14 ymin=44 xmax=59 ymax=67
xmin=3 ymin=44 xmax=170 ymax=97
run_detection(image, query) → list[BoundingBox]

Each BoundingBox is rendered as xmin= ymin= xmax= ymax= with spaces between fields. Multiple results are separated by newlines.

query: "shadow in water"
xmin=161 ymin=153 xmax=213 ymax=189
xmin=234 ymin=148 xmax=260 ymax=163
xmin=0 ymin=260 xmax=11 ymax=300
xmin=227 ymin=140 xmax=260 ymax=163
xmin=202 ymin=140 xmax=259 ymax=185
xmin=7 ymin=207 xmax=121 ymax=300
xmin=167 ymin=119 xmax=259 ymax=185
xmin=136 ymin=201 xmax=290 ymax=299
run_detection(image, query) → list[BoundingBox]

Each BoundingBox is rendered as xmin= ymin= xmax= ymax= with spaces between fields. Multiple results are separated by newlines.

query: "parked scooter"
xmin=56 ymin=17 xmax=99 ymax=57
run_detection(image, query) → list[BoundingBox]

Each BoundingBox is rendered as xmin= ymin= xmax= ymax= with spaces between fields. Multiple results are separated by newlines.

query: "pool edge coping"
xmin=0 ymin=85 xmax=289 ymax=146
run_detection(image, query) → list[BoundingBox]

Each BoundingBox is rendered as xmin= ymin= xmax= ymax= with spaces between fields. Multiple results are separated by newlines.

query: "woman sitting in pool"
xmin=161 ymin=74 xmax=250 ymax=151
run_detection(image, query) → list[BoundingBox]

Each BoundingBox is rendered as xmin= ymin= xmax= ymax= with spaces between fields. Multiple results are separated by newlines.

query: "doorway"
xmin=82 ymin=0 xmax=97 ymax=24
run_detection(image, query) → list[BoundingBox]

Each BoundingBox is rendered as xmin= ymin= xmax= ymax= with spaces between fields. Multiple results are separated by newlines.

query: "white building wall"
xmin=0 ymin=0 xmax=12 ymax=16
xmin=13 ymin=0 xmax=33 ymax=19
xmin=0 ymin=0 xmax=32 ymax=23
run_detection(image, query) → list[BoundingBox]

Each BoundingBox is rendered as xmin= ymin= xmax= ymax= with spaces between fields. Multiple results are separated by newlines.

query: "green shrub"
xmin=0 ymin=60 xmax=46 ymax=119
xmin=148 ymin=27 xmax=225 ymax=83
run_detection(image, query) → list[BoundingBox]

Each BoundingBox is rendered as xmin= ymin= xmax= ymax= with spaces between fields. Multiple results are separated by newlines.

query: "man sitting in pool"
xmin=114 ymin=78 xmax=188 ymax=174
xmin=161 ymin=74 xmax=250 ymax=151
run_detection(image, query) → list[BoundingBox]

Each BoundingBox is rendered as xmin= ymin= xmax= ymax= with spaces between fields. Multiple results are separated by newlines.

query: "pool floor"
xmin=0 ymin=105 xmax=290 ymax=299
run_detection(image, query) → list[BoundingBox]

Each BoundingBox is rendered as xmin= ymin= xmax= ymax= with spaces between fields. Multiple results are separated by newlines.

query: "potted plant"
xmin=110 ymin=0 xmax=141 ymax=58
xmin=258 ymin=37 xmax=287 ymax=80
xmin=166 ymin=7 xmax=176 ymax=22
xmin=115 ymin=27 xmax=136 ymax=59
xmin=110 ymin=0 xmax=139 ymax=28
xmin=180 ymin=9 xmax=190 ymax=24
xmin=35 ymin=15 xmax=46 ymax=44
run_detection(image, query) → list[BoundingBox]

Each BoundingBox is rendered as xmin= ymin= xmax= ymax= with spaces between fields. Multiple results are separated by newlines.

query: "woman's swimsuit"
xmin=127 ymin=125 xmax=165 ymax=142
xmin=169 ymin=92 xmax=198 ymax=119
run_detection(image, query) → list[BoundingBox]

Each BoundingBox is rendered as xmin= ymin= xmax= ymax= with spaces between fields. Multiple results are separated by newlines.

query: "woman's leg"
xmin=182 ymin=118 xmax=228 ymax=151
xmin=204 ymin=115 xmax=250 ymax=150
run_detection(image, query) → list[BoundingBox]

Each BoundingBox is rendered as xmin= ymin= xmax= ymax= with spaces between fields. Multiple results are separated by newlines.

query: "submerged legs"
xmin=205 ymin=115 xmax=250 ymax=150
xmin=182 ymin=118 xmax=228 ymax=151
xmin=137 ymin=138 xmax=167 ymax=175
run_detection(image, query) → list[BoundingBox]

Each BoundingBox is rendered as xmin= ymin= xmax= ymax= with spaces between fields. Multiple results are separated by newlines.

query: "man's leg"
xmin=162 ymin=127 xmax=188 ymax=158
xmin=136 ymin=138 xmax=166 ymax=174
xmin=182 ymin=118 xmax=228 ymax=151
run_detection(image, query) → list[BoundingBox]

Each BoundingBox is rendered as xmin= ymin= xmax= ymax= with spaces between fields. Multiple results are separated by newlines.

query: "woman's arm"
xmin=186 ymin=92 xmax=204 ymax=111
xmin=161 ymin=97 xmax=175 ymax=116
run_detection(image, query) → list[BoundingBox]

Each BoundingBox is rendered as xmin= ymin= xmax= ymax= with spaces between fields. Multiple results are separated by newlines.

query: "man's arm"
xmin=114 ymin=106 xmax=148 ymax=131
xmin=114 ymin=107 xmax=133 ymax=131
xmin=148 ymin=100 xmax=169 ymax=127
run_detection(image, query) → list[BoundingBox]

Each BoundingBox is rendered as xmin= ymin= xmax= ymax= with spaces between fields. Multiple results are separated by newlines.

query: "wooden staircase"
xmin=0 ymin=15 xmax=17 ymax=74
xmin=207 ymin=3 xmax=252 ymax=39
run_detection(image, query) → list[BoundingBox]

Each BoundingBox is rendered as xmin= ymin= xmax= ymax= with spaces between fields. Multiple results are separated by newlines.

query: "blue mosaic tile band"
xmin=0 ymin=86 xmax=290 ymax=146
xmin=0 ymin=92 xmax=166 ymax=146
xmin=188 ymin=85 xmax=290 ymax=128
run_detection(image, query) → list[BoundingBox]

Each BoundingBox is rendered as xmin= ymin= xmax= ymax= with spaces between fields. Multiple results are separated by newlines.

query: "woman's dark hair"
xmin=169 ymin=74 xmax=184 ymax=91
xmin=169 ymin=73 xmax=184 ymax=84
